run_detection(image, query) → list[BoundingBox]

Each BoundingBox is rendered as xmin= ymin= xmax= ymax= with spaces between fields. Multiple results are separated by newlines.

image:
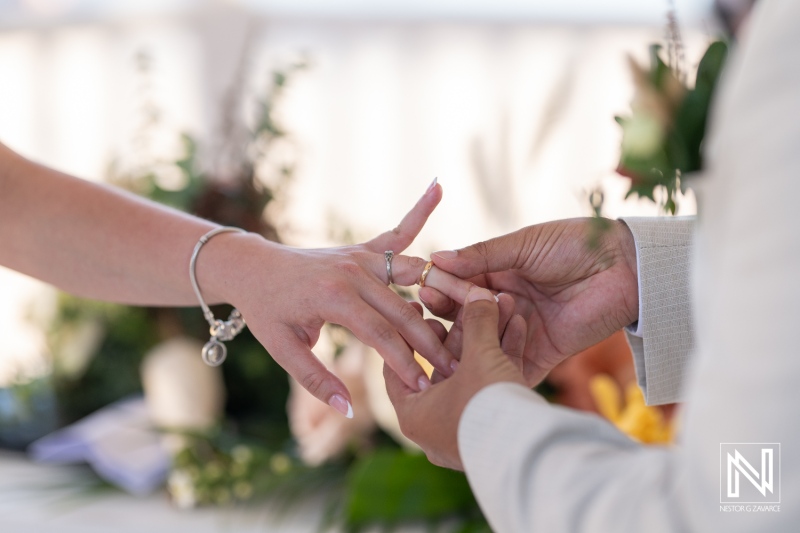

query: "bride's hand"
xmin=204 ymin=180 xmax=470 ymax=417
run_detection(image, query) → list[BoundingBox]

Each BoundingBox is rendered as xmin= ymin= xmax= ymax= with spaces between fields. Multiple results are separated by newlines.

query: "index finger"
xmin=366 ymin=179 xmax=441 ymax=253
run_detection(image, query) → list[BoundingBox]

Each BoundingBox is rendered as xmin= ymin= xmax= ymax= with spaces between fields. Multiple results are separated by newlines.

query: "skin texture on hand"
xmin=0 ymin=142 xmax=474 ymax=418
xmin=218 ymin=181 xmax=475 ymax=415
xmin=384 ymin=286 xmax=527 ymax=470
xmin=419 ymin=218 xmax=639 ymax=387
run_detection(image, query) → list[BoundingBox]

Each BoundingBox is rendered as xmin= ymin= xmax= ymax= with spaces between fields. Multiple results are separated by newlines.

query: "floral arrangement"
xmin=590 ymin=374 xmax=674 ymax=444
xmin=591 ymin=7 xmax=729 ymax=219
xmin=615 ymin=40 xmax=727 ymax=214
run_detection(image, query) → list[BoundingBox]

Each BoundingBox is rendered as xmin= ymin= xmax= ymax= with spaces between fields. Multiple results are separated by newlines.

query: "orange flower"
xmin=589 ymin=374 xmax=673 ymax=444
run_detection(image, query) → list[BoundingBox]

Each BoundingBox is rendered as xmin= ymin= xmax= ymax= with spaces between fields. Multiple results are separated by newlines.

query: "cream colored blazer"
xmin=457 ymin=1 xmax=800 ymax=531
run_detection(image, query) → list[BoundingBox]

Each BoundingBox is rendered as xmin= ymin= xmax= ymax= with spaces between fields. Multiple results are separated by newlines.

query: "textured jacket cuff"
xmin=618 ymin=216 xmax=695 ymax=405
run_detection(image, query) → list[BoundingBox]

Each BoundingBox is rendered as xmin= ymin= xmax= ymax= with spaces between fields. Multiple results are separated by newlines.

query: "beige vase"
xmin=140 ymin=337 xmax=225 ymax=433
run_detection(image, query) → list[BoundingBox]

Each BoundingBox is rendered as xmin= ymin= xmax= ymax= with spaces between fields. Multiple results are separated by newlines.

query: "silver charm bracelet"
xmin=189 ymin=227 xmax=247 ymax=366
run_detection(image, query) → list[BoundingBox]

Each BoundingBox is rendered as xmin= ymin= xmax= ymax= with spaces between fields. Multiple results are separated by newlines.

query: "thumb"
xmin=461 ymin=287 xmax=502 ymax=360
xmin=431 ymin=228 xmax=529 ymax=279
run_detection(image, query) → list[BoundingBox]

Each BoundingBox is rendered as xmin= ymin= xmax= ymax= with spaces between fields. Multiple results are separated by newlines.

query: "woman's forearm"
xmin=0 ymin=141 xmax=464 ymax=410
xmin=0 ymin=142 xmax=260 ymax=307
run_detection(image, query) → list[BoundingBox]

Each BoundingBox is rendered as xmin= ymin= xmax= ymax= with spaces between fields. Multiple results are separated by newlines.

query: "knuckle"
xmin=300 ymin=371 xmax=328 ymax=397
xmin=406 ymin=256 xmax=426 ymax=270
xmin=350 ymin=249 xmax=372 ymax=265
xmin=397 ymin=301 xmax=422 ymax=325
xmin=333 ymin=260 xmax=363 ymax=278
xmin=372 ymin=324 xmax=397 ymax=345
xmin=318 ymin=278 xmax=348 ymax=300
xmin=472 ymin=240 xmax=490 ymax=257
xmin=470 ymin=241 xmax=492 ymax=272
xmin=464 ymin=303 xmax=496 ymax=324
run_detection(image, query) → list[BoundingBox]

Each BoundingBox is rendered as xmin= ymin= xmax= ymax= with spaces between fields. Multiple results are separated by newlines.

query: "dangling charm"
xmin=202 ymin=338 xmax=227 ymax=366
xmin=189 ymin=227 xmax=249 ymax=367
xmin=200 ymin=309 xmax=246 ymax=367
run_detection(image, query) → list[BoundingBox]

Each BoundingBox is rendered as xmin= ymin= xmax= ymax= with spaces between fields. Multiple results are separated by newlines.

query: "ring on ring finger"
xmin=384 ymin=250 xmax=394 ymax=285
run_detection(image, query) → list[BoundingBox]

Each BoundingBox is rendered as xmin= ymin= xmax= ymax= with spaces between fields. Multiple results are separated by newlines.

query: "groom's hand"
xmin=384 ymin=287 xmax=527 ymax=471
xmin=419 ymin=218 xmax=639 ymax=387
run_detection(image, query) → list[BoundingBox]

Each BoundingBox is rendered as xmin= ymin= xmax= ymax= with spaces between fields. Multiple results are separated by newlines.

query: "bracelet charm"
xmin=201 ymin=309 xmax=246 ymax=366
xmin=190 ymin=227 xmax=248 ymax=367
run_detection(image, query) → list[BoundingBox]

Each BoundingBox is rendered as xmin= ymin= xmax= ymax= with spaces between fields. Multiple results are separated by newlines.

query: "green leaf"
xmin=343 ymin=450 xmax=478 ymax=530
xmin=648 ymin=44 xmax=671 ymax=89
xmin=672 ymin=41 xmax=728 ymax=173
xmin=695 ymin=41 xmax=728 ymax=91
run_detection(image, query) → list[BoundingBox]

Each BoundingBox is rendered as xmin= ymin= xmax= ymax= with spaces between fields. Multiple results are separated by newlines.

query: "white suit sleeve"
xmin=458 ymin=384 xmax=687 ymax=533
xmin=457 ymin=1 xmax=800 ymax=531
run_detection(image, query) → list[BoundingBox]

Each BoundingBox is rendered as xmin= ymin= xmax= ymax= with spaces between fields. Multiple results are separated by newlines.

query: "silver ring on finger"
xmin=384 ymin=250 xmax=395 ymax=285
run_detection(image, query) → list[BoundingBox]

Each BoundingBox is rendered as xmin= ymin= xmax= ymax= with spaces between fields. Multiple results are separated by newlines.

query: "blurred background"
xmin=0 ymin=0 xmax=710 ymax=389
xmin=0 ymin=0 xmax=718 ymax=531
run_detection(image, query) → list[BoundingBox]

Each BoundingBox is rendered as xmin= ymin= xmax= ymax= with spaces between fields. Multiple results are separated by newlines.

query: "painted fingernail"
xmin=426 ymin=177 xmax=438 ymax=194
xmin=467 ymin=286 xmax=494 ymax=303
xmin=418 ymin=375 xmax=431 ymax=391
xmin=432 ymin=250 xmax=457 ymax=260
xmin=450 ymin=360 xmax=460 ymax=372
xmin=329 ymin=394 xmax=354 ymax=419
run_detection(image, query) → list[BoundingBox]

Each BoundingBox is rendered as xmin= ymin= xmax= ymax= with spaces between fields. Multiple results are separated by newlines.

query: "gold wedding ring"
xmin=418 ymin=260 xmax=434 ymax=287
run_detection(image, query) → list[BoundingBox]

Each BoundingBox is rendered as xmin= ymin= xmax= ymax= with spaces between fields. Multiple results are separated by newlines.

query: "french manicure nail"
xmin=329 ymin=394 xmax=354 ymax=419
xmin=467 ymin=286 xmax=494 ymax=303
xmin=450 ymin=360 xmax=460 ymax=372
xmin=426 ymin=177 xmax=438 ymax=194
xmin=432 ymin=250 xmax=457 ymax=260
xmin=418 ymin=375 xmax=431 ymax=391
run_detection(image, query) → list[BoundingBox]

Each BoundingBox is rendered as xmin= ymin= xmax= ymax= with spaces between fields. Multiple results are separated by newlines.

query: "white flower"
xmin=621 ymin=113 xmax=664 ymax=159
xmin=167 ymin=469 xmax=197 ymax=510
xmin=231 ymin=445 xmax=253 ymax=464
xmin=233 ymin=482 xmax=253 ymax=500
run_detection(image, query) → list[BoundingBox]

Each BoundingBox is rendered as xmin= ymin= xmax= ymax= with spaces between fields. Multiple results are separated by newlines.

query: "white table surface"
xmin=0 ymin=451 xmax=332 ymax=533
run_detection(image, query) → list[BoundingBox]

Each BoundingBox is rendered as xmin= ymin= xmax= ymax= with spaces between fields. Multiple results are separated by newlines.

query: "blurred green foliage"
xmin=343 ymin=450 xmax=487 ymax=532
xmin=616 ymin=41 xmax=728 ymax=214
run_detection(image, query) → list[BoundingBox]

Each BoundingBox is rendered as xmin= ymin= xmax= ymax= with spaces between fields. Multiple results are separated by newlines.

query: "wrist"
xmin=193 ymin=230 xmax=280 ymax=308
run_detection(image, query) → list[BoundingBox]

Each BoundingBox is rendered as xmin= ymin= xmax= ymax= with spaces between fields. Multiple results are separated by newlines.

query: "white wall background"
xmin=0 ymin=1 xmax=713 ymax=385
